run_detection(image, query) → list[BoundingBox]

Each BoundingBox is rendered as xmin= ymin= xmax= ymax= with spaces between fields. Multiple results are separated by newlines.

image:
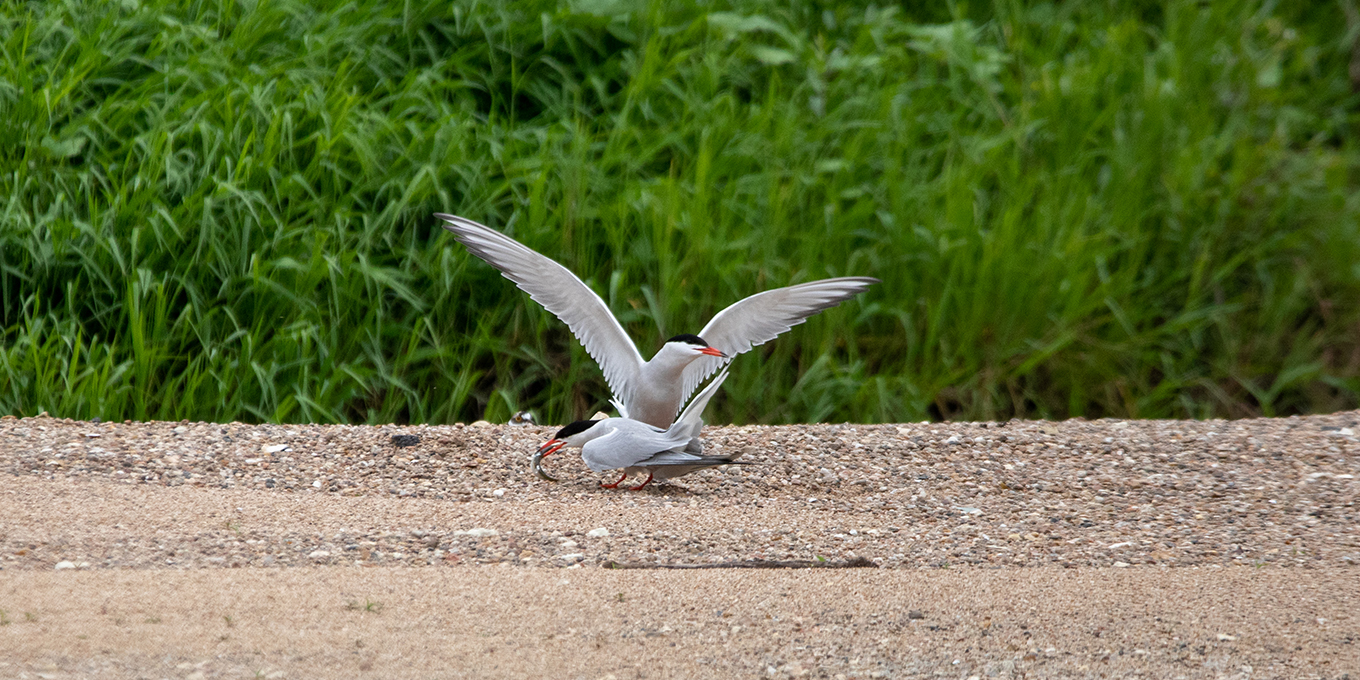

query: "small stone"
xmin=262 ymin=444 xmax=289 ymax=454
xmin=308 ymin=550 xmax=330 ymax=559
xmin=391 ymin=434 xmax=420 ymax=447
xmin=470 ymin=420 xmax=491 ymax=428
xmin=587 ymin=528 xmax=609 ymax=538
xmin=173 ymin=426 xmax=188 ymax=434
xmin=492 ymin=488 xmax=505 ymax=497
xmin=907 ymin=610 xmax=924 ymax=619
xmin=54 ymin=561 xmax=76 ymax=570
xmin=1113 ymin=561 xmax=1131 ymax=567
xmin=944 ymin=435 xmax=960 ymax=444
xmin=312 ymin=480 xmax=322 ymax=488
xmin=1217 ymin=633 xmax=1237 ymax=641
xmin=456 ymin=528 xmax=499 ymax=538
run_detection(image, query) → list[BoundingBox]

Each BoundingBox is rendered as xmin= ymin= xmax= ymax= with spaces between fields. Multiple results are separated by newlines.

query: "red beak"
xmin=699 ymin=346 xmax=726 ymax=358
xmin=535 ymin=439 xmax=566 ymax=457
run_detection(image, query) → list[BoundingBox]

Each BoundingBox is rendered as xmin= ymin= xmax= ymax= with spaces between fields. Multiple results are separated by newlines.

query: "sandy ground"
xmin=1 ymin=411 xmax=1358 ymax=678
xmin=3 ymin=566 xmax=1357 ymax=679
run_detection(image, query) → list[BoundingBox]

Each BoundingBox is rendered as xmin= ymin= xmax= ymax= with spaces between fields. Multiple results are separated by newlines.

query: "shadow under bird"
xmin=436 ymin=213 xmax=878 ymax=428
xmin=532 ymin=364 xmax=744 ymax=490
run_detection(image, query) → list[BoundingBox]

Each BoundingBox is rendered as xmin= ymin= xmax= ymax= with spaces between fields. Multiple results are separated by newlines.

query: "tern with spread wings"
xmin=532 ymin=365 xmax=743 ymax=490
xmin=436 ymin=213 xmax=877 ymax=427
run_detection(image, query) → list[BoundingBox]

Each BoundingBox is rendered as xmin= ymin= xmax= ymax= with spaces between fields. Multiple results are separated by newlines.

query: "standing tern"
xmin=436 ymin=213 xmax=878 ymax=427
xmin=532 ymin=364 xmax=743 ymax=490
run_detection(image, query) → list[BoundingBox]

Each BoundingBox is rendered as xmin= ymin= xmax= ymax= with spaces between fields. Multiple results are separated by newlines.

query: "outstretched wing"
xmin=436 ymin=214 xmax=645 ymax=407
xmin=679 ymin=277 xmax=879 ymax=404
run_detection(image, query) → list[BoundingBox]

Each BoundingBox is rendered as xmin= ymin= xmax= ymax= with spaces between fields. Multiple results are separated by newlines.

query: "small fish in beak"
xmin=532 ymin=439 xmax=565 ymax=482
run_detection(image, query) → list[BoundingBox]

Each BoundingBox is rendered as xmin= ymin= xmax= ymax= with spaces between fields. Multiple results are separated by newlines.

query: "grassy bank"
xmin=2 ymin=0 xmax=1359 ymax=425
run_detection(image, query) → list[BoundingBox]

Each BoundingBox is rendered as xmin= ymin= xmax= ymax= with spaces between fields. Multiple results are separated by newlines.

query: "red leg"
xmin=600 ymin=472 xmax=628 ymax=489
xmin=628 ymin=471 xmax=654 ymax=491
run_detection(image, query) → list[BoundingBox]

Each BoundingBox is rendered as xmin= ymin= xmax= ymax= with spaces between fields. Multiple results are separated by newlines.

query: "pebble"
xmin=54 ymin=561 xmax=76 ymax=570
xmin=456 ymin=528 xmax=499 ymax=537
xmin=587 ymin=528 xmax=610 ymax=538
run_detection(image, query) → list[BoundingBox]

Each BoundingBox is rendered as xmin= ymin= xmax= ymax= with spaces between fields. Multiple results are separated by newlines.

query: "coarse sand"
xmin=1 ymin=411 xmax=1357 ymax=678
xmin=3 ymin=566 xmax=1358 ymax=679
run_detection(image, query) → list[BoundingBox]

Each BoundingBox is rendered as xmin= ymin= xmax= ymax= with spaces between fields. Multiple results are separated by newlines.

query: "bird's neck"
xmin=646 ymin=344 xmax=695 ymax=378
xmin=569 ymin=421 xmax=616 ymax=448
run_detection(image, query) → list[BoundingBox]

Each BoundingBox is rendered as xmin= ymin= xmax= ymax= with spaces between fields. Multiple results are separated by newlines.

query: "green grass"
xmin=2 ymin=0 xmax=1359 ymax=425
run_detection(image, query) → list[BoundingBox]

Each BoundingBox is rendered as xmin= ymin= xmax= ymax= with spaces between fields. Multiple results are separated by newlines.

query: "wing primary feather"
xmin=437 ymin=214 xmax=646 ymax=408
xmin=675 ymin=276 xmax=878 ymax=411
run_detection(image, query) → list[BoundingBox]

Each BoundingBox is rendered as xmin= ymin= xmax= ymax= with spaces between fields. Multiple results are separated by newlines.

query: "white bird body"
xmin=612 ymin=342 xmax=709 ymax=426
xmin=436 ymin=213 xmax=878 ymax=427
xmin=533 ymin=365 xmax=742 ymax=489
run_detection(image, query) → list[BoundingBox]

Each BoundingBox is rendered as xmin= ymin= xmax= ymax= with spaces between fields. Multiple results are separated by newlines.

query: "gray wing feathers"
xmin=436 ymin=214 xmax=645 ymax=407
xmin=679 ymin=277 xmax=878 ymax=403
xmin=632 ymin=450 xmax=720 ymax=467
xmin=635 ymin=443 xmax=750 ymax=468
xmin=580 ymin=422 xmax=687 ymax=472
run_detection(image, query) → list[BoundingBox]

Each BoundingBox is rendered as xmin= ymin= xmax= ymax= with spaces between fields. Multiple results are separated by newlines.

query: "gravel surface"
xmin=3 ymin=567 xmax=1357 ymax=679
xmin=2 ymin=412 xmax=1359 ymax=678
xmin=2 ymin=412 xmax=1358 ymax=570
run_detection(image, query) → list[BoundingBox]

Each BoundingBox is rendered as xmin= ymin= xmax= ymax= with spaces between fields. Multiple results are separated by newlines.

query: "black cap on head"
xmin=665 ymin=333 xmax=709 ymax=347
xmin=553 ymin=420 xmax=599 ymax=440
